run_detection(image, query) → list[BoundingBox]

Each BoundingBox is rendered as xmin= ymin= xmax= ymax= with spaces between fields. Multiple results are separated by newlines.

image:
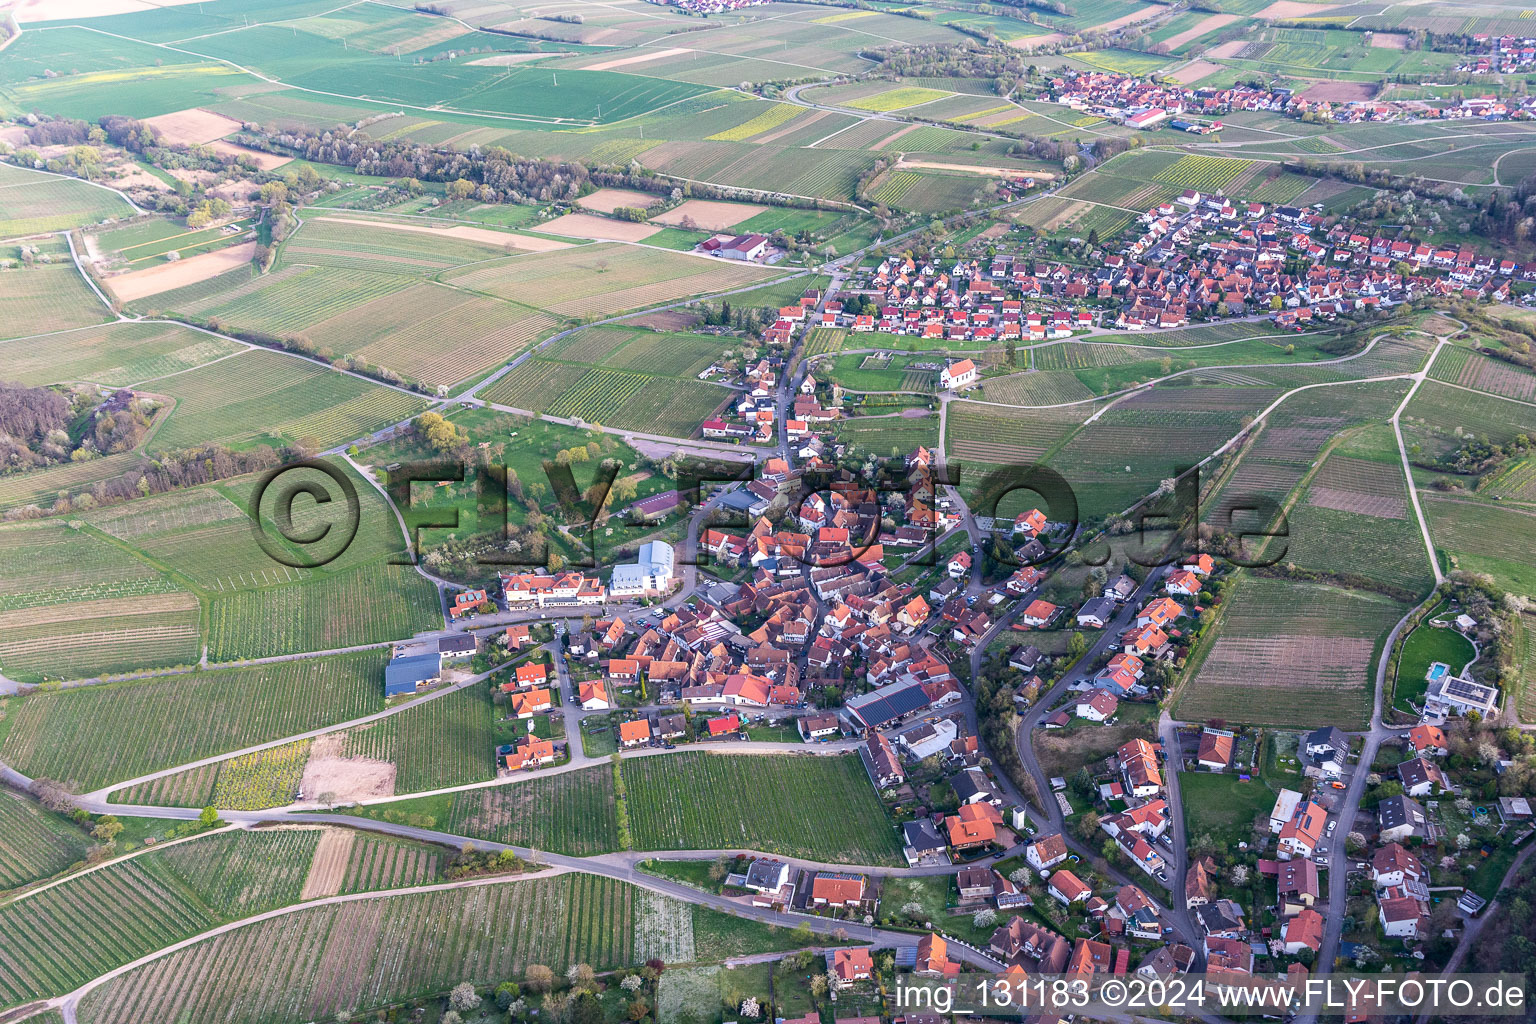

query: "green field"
xmin=1422 ymin=496 xmax=1536 ymax=597
xmin=3 ymin=652 xmax=385 ymax=794
xmin=624 ymin=752 xmax=903 ymax=865
xmin=1181 ymin=770 xmax=1282 ymax=850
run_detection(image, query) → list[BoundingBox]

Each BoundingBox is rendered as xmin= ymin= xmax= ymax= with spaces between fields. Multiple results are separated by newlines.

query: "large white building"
xmin=609 ymin=540 xmax=676 ymax=597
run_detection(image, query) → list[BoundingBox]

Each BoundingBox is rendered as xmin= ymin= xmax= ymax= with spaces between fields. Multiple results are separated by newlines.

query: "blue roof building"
xmin=385 ymin=652 xmax=441 ymax=697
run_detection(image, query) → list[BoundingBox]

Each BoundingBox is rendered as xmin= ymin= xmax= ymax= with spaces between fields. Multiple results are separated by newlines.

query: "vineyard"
xmin=0 ymin=165 xmax=135 ymax=237
xmin=205 ymin=563 xmax=441 ymax=661
xmin=2 ymin=652 xmax=384 ymax=795
xmin=446 ymin=766 xmax=622 ymax=855
xmin=802 ymin=327 xmax=846 ymax=357
xmin=338 ymin=833 xmax=444 ymax=895
xmin=0 ymin=263 xmax=114 ymax=339
xmin=546 ymin=368 xmax=650 ymax=421
xmin=481 ymin=360 xmax=590 ymax=412
xmin=0 ymin=792 xmax=87 ymax=892
xmin=623 ymin=752 xmax=904 ymax=864
xmin=339 ymin=684 xmax=495 ymax=794
xmin=1422 ymin=495 xmax=1536 ymax=596
xmin=151 ymin=828 xmax=319 ymax=917
xmin=5 ymin=321 xmax=243 ymax=389
xmin=0 ymin=521 xmax=199 ymax=681
xmin=306 ymin=282 xmax=559 ymax=391
xmin=707 ymin=102 xmax=803 ymax=142
xmin=150 ymin=349 xmax=426 ymax=452
xmin=872 ymin=170 xmax=922 ymax=206
xmin=1177 ymin=577 xmax=1405 ymax=729
xmin=832 ymin=414 xmax=939 ymax=456
xmin=279 ymin=217 xmax=516 ymax=276
xmin=445 ymin=244 xmax=779 ymax=319
xmin=0 ymin=856 xmax=218 ymax=1006
xmin=946 ymin=402 xmax=1082 ymax=469
xmin=1429 ymin=348 xmax=1536 ymax=404
xmin=977 ymin=370 xmax=1096 ymax=406
xmin=1152 ymin=155 xmax=1253 ymax=193
xmin=74 ymin=874 xmax=684 ymax=1024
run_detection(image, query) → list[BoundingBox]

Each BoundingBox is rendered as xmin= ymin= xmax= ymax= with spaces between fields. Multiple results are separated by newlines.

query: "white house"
xmin=609 ymin=540 xmax=676 ymax=597
xmin=940 ymin=358 xmax=978 ymax=391
xmin=1025 ymin=833 xmax=1069 ymax=872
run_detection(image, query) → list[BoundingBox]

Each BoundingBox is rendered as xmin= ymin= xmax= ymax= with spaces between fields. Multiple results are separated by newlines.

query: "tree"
xmin=449 ymin=982 xmax=481 ymax=1012
xmin=972 ymin=908 xmax=997 ymax=928
xmin=809 ymin=974 xmax=828 ymax=999
xmin=198 ymin=806 xmax=219 ymax=828
xmin=440 ymin=1013 xmax=461 ymax=1024
xmin=525 ymin=964 xmax=554 ymax=993
xmin=91 ymin=816 xmax=124 ymax=843
xmin=620 ymin=975 xmax=643 ymax=993
xmin=567 ymin=962 xmax=597 ymax=991
xmin=740 ymin=997 xmax=761 ymax=1019
xmin=495 ymin=981 xmax=522 ymax=1009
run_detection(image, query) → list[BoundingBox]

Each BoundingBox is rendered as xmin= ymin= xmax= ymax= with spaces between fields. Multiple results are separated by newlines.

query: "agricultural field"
xmin=0 ymin=262 xmax=115 ymax=339
xmin=832 ymin=413 xmax=940 ymax=456
xmin=444 ymin=769 xmax=621 ymax=855
xmin=623 ymin=752 xmax=904 ymax=865
xmin=0 ymin=519 xmax=200 ymax=681
xmin=444 ymin=243 xmax=782 ymax=320
xmin=3 ymin=652 xmax=385 ymax=794
xmin=0 ymin=791 xmax=88 ymax=893
xmin=0 ymin=824 xmax=445 ymax=1013
xmin=146 ymin=349 xmax=427 ymax=452
xmin=482 ymin=326 xmax=736 ymax=434
xmin=1284 ymin=451 xmax=1435 ymax=596
xmin=1177 ymin=576 xmax=1406 ymax=730
xmin=1422 ymin=496 xmax=1536 ymax=597
xmin=119 ymin=740 xmax=314 ymax=811
xmin=2 ymin=320 xmax=244 ymax=388
xmin=0 ymin=164 xmax=136 ymax=236
xmin=946 ymin=402 xmax=1083 ymax=472
xmin=338 ymin=684 xmax=496 ymax=795
xmin=74 ymin=871 xmax=795 ymax=1024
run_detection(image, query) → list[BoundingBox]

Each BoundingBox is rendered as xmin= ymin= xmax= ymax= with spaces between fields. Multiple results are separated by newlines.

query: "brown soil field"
xmin=1164 ymin=13 xmax=1240 ymax=51
xmin=1169 ymin=60 xmax=1222 ymax=85
xmin=1207 ymin=39 xmax=1251 ymax=59
xmin=531 ymin=212 xmax=661 ymax=242
xmin=300 ymin=828 xmax=357 ymax=900
xmin=142 ymin=108 xmax=243 ymax=146
xmin=585 ymin=46 xmax=692 ymax=71
xmin=577 ymin=188 xmax=661 ymax=214
xmin=300 ymin=739 xmax=396 ymax=804
xmin=207 ymin=140 xmax=292 ymax=170
xmin=1008 ymin=32 xmax=1066 ymax=50
xmin=650 ymin=199 xmax=765 ymax=231
xmin=621 ymin=309 xmax=703 ymax=330
xmin=467 ymin=52 xmax=558 ymax=66
xmin=897 ymin=157 xmax=1056 ymax=180
xmin=104 ymin=241 xmax=256 ymax=302
xmin=1370 ymin=31 xmax=1410 ymax=48
xmin=311 ymin=215 xmax=571 ymax=252
xmin=1298 ymin=80 xmax=1376 ymax=101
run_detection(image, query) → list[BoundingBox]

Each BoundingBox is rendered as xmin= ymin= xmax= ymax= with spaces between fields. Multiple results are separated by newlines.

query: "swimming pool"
xmin=1427 ymin=662 xmax=1449 ymax=683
